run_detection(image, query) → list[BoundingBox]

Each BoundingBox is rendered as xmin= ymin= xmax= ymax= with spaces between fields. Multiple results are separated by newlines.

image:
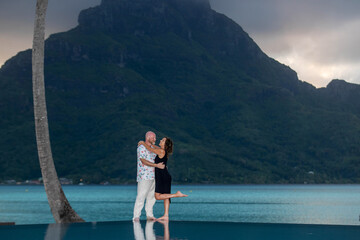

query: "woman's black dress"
xmin=155 ymin=152 xmax=172 ymax=194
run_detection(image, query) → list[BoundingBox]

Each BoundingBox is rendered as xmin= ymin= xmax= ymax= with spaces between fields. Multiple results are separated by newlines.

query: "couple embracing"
xmin=133 ymin=131 xmax=188 ymax=221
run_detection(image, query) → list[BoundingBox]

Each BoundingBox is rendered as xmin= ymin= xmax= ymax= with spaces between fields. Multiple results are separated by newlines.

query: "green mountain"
xmin=1 ymin=0 xmax=360 ymax=184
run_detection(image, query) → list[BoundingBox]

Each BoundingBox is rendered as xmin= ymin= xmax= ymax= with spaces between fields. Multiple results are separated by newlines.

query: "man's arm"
xmin=140 ymin=158 xmax=165 ymax=169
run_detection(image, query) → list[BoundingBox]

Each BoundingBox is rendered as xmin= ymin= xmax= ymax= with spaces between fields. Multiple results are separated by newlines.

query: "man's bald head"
xmin=145 ymin=131 xmax=156 ymax=145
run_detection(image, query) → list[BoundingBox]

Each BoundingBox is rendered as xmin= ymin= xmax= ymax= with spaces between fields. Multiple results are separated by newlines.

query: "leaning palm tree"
xmin=32 ymin=0 xmax=84 ymax=223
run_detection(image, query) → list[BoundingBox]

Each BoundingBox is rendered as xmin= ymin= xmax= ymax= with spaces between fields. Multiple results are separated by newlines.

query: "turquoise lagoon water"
xmin=0 ymin=185 xmax=360 ymax=225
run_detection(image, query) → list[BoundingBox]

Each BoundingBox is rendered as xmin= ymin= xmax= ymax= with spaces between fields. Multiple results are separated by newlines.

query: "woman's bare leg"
xmin=155 ymin=191 xmax=188 ymax=201
xmin=156 ymin=191 xmax=188 ymax=221
xmin=157 ymin=199 xmax=170 ymax=221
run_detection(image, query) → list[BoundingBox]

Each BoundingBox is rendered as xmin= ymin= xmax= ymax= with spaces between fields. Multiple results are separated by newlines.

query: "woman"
xmin=139 ymin=137 xmax=188 ymax=221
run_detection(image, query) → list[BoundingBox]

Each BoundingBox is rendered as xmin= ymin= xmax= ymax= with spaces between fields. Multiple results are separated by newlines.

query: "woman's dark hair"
xmin=164 ymin=137 xmax=173 ymax=156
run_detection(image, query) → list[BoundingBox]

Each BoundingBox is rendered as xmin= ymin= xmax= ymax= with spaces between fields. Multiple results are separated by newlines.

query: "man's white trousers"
xmin=133 ymin=179 xmax=156 ymax=220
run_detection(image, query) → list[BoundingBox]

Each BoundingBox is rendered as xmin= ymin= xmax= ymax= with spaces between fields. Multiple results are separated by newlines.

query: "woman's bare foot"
xmin=175 ymin=191 xmax=188 ymax=197
xmin=157 ymin=215 xmax=169 ymax=221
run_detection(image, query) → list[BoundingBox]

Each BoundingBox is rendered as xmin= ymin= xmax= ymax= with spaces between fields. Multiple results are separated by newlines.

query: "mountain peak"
xmin=326 ymin=79 xmax=360 ymax=91
xmin=78 ymin=0 xmax=211 ymax=33
xmin=324 ymin=79 xmax=360 ymax=102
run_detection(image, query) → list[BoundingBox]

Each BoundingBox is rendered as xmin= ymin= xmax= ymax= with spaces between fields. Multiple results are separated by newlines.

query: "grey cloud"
xmin=0 ymin=0 xmax=100 ymax=66
xmin=210 ymin=0 xmax=360 ymax=86
xmin=0 ymin=1 xmax=35 ymax=32
xmin=308 ymin=24 xmax=360 ymax=64
xmin=210 ymin=0 xmax=360 ymax=35
xmin=0 ymin=0 xmax=100 ymax=32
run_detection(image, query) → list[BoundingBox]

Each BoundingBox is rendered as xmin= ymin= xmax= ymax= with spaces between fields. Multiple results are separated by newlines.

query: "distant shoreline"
xmin=1 ymin=183 xmax=360 ymax=186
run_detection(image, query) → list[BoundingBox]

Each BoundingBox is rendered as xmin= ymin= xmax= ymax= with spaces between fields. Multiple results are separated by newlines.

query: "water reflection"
xmin=133 ymin=220 xmax=183 ymax=240
xmin=133 ymin=221 xmax=154 ymax=240
xmin=44 ymin=223 xmax=69 ymax=240
xmin=2 ymin=220 xmax=358 ymax=240
xmin=157 ymin=221 xmax=170 ymax=240
xmin=145 ymin=221 xmax=156 ymax=240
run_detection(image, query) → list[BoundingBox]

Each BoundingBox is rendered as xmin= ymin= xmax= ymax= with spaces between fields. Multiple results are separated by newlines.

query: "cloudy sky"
xmin=0 ymin=0 xmax=359 ymax=88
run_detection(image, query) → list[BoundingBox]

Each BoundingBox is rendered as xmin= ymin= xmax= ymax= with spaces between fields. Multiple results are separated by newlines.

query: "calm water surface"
xmin=0 ymin=185 xmax=359 ymax=225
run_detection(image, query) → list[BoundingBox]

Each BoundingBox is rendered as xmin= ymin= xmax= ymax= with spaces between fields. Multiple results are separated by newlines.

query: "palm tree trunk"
xmin=32 ymin=0 xmax=84 ymax=223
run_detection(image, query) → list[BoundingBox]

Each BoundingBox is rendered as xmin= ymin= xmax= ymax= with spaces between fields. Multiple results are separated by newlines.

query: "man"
xmin=133 ymin=131 xmax=165 ymax=221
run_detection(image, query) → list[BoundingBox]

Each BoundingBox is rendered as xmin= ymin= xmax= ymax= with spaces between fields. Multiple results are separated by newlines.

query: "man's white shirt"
xmin=136 ymin=145 xmax=157 ymax=182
